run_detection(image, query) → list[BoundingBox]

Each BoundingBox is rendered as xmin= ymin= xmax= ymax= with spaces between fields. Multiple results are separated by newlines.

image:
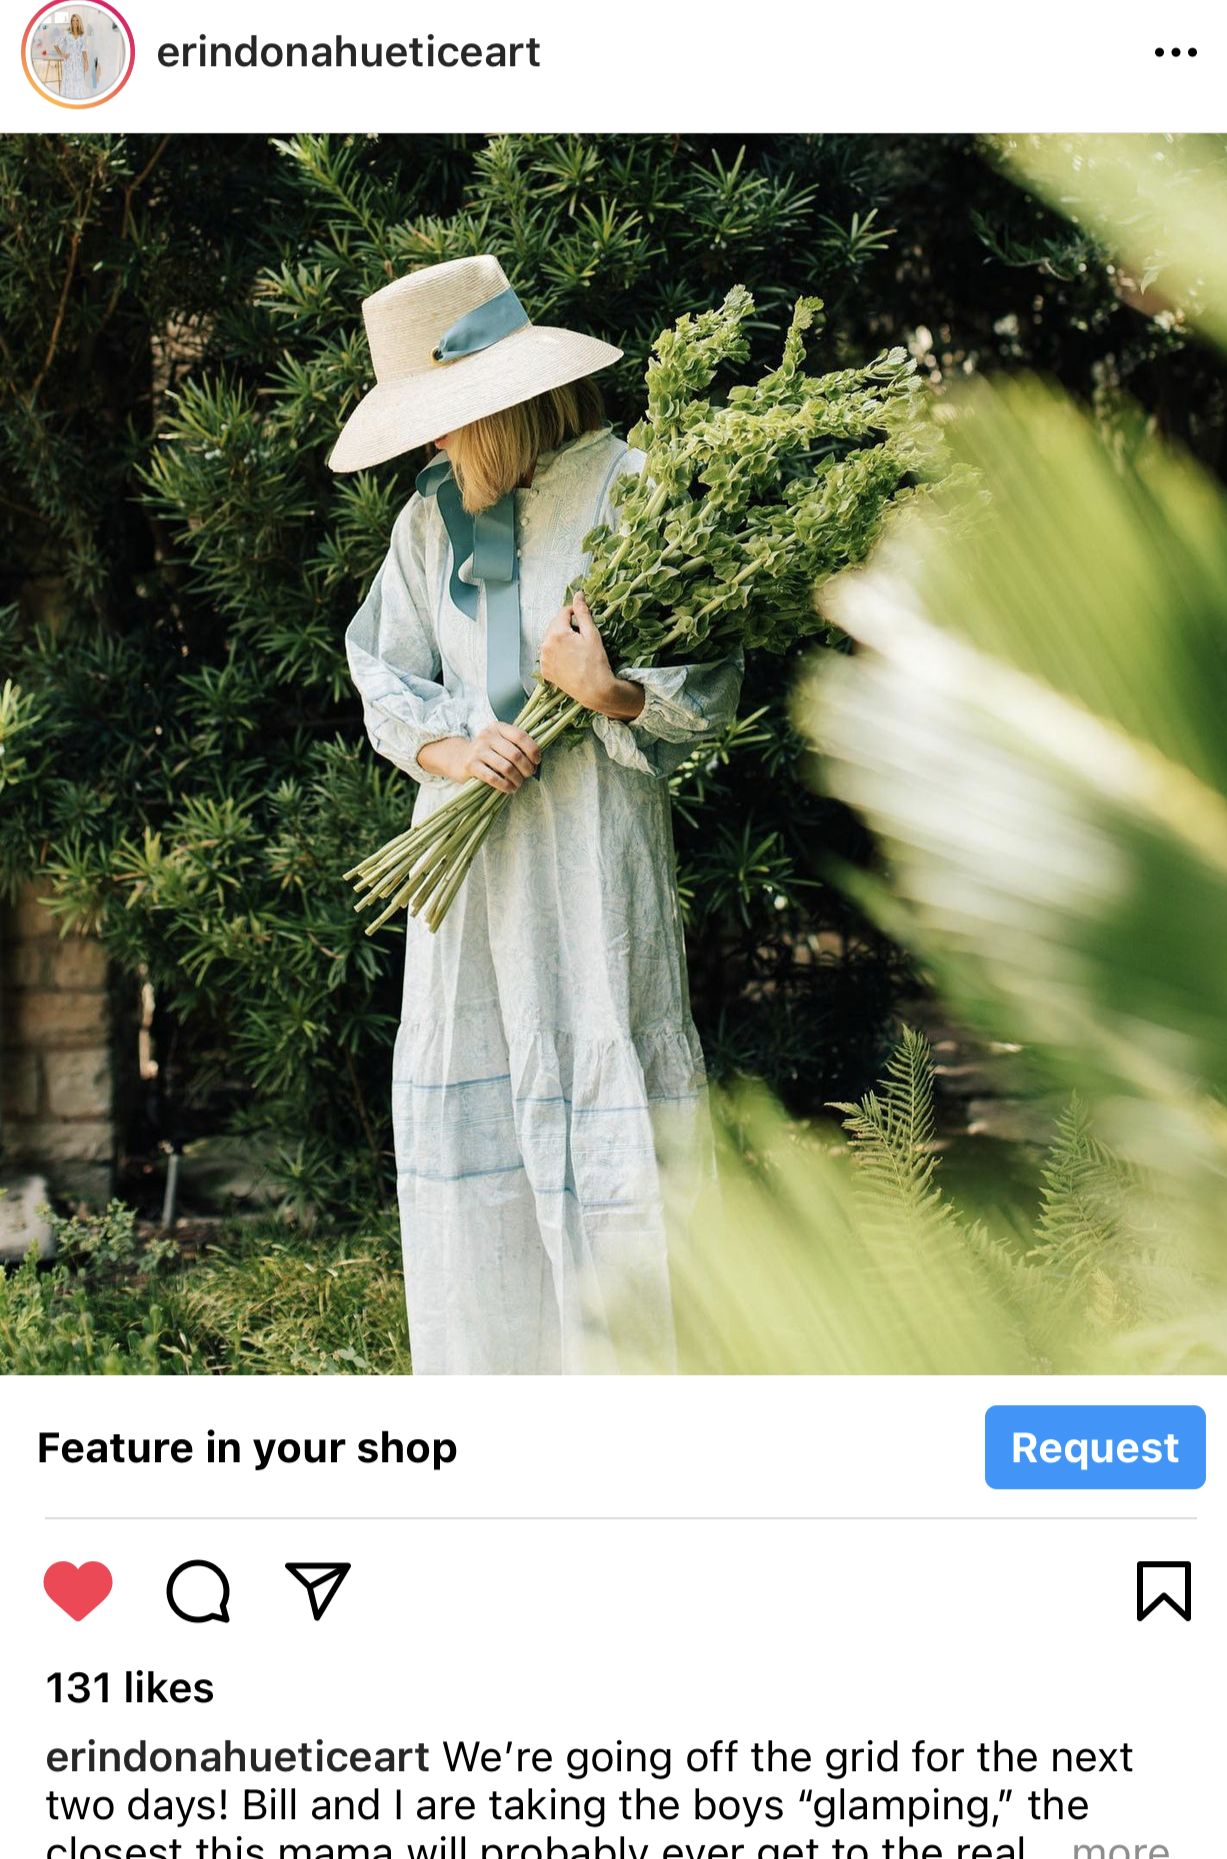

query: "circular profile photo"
xmin=22 ymin=3 xmax=134 ymax=107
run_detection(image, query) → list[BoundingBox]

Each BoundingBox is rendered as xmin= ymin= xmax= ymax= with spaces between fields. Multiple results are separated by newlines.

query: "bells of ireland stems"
xmin=345 ymin=286 xmax=941 ymax=933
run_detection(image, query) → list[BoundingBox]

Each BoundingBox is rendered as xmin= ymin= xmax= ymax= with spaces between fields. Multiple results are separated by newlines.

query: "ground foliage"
xmin=0 ymin=1194 xmax=409 ymax=1374
xmin=2 ymin=1029 xmax=1191 ymax=1375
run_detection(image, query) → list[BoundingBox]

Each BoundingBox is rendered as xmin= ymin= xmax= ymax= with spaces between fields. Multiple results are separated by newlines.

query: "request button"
xmin=985 ymin=1405 xmax=1206 ymax=1489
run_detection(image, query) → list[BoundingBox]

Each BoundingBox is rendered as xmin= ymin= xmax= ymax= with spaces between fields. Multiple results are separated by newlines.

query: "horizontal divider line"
xmin=44 ymin=1513 xmax=1199 ymax=1523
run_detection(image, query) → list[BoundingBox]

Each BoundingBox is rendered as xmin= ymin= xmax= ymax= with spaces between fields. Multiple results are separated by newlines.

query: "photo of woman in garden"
xmin=5 ymin=134 xmax=1227 ymax=1379
xmin=335 ymin=254 xmax=743 ymax=1374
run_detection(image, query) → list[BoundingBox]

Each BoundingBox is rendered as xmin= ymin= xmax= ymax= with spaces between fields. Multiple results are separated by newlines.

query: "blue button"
xmin=985 ymin=1405 xmax=1206 ymax=1489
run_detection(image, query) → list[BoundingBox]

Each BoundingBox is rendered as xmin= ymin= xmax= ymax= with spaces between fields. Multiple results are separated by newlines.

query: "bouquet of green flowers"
xmin=345 ymin=286 xmax=938 ymax=933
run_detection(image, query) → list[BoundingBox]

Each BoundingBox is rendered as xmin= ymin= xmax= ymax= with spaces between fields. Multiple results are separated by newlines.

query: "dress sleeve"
xmin=344 ymin=495 xmax=471 ymax=787
xmin=591 ymin=649 xmax=745 ymax=780
xmin=584 ymin=446 xmax=745 ymax=779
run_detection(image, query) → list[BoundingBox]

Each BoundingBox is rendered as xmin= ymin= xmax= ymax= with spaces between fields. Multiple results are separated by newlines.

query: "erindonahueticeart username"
xmin=156 ymin=33 xmax=543 ymax=72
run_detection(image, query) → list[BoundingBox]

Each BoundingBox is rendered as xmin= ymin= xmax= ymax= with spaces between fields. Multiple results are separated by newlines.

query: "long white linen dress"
xmin=345 ymin=424 xmax=743 ymax=1374
xmin=54 ymin=22 xmax=95 ymax=99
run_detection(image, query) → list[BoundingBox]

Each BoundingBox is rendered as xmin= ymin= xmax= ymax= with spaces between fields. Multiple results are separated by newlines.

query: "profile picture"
xmin=22 ymin=3 xmax=133 ymax=107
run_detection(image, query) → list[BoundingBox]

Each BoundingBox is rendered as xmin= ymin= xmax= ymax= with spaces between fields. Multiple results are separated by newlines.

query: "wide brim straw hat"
xmin=328 ymin=254 xmax=623 ymax=473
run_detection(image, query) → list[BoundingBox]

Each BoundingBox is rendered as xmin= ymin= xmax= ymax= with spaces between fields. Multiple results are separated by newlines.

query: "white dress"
xmin=345 ymin=426 xmax=743 ymax=1374
xmin=55 ymin=23 xmax=94 ymax=99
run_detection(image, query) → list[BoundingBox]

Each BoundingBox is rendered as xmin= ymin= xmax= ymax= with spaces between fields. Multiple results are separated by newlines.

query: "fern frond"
xmin=830 ymin=1025 xmax=943 ymax=1213
xmin=1031 ymin=1094 xmax=1128 ymax=1283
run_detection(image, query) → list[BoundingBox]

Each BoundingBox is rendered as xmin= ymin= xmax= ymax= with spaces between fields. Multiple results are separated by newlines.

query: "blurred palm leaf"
xmin=653 ymin=1031 xmax=1217 ymax=1375
xmin=999 ymin=134 xmax=1227 ymax=348
xmin=675 ymin=139 xmax=1227 ymax=1372
xmin=800 ymin=373 xmax=1227 ymax=1268
xmin=892 ymin=378 xmax=1227 ymax=797
xmin=664 ymin=1072 xmax=1031 ymax=1376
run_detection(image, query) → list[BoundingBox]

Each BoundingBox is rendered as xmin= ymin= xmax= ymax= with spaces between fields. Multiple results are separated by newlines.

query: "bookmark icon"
xmin=285 ymin=1562 xmax=351 ymax=1621
xmin=1136 ymin=1561 xmax=1192 ymax=1622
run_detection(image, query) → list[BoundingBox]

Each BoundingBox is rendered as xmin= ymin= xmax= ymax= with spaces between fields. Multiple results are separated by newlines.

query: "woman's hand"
xmin=417 ymin=723 xmax=541 ymax=793
xmin=540 ymin=592 xmax=645 ymax=719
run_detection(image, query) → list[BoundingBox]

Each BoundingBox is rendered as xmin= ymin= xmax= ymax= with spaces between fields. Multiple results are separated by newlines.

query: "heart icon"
xmin=44 ymin=1561 xmax=113 ymax=1621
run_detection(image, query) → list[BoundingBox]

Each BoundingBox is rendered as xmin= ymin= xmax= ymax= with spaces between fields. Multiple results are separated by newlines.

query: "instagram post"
xmin=0 ymin=13 xmax=1222 ymax=1859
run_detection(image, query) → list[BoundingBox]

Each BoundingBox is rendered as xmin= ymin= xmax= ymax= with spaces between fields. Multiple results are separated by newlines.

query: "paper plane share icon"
xmin=285 ymin=1562 xmax=351 ymax=1621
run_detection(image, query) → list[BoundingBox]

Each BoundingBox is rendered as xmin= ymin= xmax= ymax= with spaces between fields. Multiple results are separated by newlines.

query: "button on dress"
xmin=345 ymin=426 xmax=743 ymax=1374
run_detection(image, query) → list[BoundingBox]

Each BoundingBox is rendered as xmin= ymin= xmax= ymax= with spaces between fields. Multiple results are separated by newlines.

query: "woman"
xmin=52 ymin=13 xmax=95 ymax=100
xmin=332 ymin=254 xmax=742 ymax=1375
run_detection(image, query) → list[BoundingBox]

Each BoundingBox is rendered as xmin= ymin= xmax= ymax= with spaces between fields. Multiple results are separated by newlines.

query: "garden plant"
xmin=347 ymin=287 xmax=940 ymax=931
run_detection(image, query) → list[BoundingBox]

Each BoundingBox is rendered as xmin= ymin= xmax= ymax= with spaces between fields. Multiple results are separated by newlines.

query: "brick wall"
xmin=1 ymin=880 xmax=132 ymax=1204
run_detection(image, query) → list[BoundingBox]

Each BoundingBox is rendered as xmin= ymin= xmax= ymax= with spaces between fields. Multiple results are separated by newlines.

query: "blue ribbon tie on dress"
xmin=415 ymin=459 xmax=526 ymax=727
xmin=415 ymin=287 xmax=534 ymax=728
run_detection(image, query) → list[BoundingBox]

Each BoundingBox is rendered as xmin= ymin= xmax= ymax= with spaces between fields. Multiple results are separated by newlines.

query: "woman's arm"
xmin=539 ymin=591 xmax=645 ymax=719
xmin=347 ymin=502 xmax=542 ymax=793
xmin=345 ymin=498 xmax=477 ymax=787
xmin=591 ymin=646 xmax=745 ymax=780
xmin=539 ymin=588 xmax=744 ymax=781
xmin=348 ymin=498 xmax=544 ymax=795
xmin=417 ymin=724 xmax=540 ymax=793
xmin=561 ymin=446 xmax=745 ymax=775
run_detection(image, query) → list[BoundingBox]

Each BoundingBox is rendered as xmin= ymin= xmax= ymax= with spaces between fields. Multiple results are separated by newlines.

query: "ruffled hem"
xmin=391 ymin=1020 xmax=709 ymax=1373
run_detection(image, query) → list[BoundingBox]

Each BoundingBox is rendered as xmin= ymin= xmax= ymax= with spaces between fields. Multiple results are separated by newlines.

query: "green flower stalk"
xmin=346 ymin=286 xmax=941 ymax=933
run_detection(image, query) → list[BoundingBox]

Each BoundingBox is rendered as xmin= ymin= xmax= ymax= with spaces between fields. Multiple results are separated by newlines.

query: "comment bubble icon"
xmin=166 ymin=1559 xmax=231 ymax=1624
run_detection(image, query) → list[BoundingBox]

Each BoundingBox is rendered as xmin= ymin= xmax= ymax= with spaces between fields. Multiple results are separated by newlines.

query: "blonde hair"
xmin=444 ymin=379 xmax=606 ymax=515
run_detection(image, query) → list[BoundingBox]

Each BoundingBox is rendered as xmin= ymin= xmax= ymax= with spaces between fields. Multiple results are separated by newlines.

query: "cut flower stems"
xmin=346 ymin=285 xmax=945 ymax=932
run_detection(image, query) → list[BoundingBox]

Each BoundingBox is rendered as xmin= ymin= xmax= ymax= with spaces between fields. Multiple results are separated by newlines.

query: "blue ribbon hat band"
xmin=431 ymin=286 xmax=530 ymax=363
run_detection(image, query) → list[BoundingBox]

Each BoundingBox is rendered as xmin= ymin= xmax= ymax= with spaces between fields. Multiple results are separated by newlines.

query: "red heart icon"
xmin=44 ymin=1561 xmax=113 ymax=1621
